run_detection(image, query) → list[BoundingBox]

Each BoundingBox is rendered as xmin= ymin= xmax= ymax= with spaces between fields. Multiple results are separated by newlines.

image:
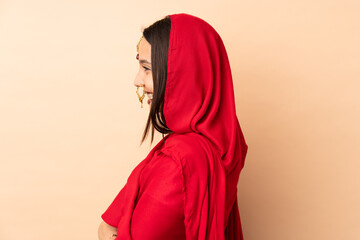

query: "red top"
xmin=101 ymin=13 xmax=248 ymax=239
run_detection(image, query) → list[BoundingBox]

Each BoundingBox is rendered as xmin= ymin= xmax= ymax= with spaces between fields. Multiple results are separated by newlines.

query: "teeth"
xmin=146 ymin=92 xmax=153 ymax=99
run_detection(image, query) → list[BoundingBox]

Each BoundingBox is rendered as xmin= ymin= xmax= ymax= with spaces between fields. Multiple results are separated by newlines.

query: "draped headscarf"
xmin=101 ymin=13 xmax=248 ymax=239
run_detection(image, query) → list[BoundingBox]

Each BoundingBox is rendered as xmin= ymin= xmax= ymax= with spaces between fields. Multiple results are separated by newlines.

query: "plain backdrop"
xmin=0 ymin=0 xmax=359 ymax=239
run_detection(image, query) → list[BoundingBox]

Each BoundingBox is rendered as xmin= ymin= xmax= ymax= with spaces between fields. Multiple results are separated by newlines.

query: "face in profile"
xmin=134 ymin=37 xmax=153 ymax=105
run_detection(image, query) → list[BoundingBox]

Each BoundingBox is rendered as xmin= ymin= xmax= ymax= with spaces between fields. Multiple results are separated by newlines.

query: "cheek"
xmin=145 ymin=74 xmax=153 ymax=87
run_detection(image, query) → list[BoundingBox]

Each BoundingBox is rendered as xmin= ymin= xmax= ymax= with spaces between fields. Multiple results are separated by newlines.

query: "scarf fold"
xmin=101 ymin=13 xmax=248 ymax=239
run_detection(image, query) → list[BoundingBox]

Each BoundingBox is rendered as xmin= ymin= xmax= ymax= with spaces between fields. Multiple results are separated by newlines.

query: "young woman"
xmin=98 ymin=13 xmax=248 ymax=240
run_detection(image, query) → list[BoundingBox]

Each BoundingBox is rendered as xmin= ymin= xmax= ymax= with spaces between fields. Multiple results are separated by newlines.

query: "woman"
xmin=98 ymin=13 xmax=248 ymax=240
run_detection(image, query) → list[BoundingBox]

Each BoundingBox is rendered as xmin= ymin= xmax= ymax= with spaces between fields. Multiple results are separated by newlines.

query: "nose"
xmin=133 ymin=74 xmax=144 ymax=88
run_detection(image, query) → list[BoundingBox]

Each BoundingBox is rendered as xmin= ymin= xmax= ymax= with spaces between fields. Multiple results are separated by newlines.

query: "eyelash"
xmin=143 ymin=66 xmax=151 ymax=71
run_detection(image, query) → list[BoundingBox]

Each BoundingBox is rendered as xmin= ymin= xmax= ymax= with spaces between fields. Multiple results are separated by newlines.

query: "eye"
xmin=143 ymin=66 xmax=151 ymax=71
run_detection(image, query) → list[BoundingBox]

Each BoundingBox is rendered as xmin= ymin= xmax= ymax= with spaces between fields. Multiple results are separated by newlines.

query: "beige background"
xmin=0 ymin=0 xmax=359 ymax=239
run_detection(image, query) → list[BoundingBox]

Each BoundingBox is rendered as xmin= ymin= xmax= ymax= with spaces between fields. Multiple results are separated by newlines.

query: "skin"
xmin=97 ymin=221 xmax=117 ymax=240
xmin=134 ymin=37 xmax=153 ymax=105
xmin=97 ymin=37 xmax=154 ymax=240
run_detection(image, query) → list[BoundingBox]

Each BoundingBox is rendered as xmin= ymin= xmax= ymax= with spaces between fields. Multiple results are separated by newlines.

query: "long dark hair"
xmin=140 ymin=15 xmax=173 ymax=146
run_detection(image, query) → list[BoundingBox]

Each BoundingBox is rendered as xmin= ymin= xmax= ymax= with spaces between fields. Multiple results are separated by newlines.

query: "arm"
xmin=130 ymin=153 xmax=186 ymax=239
xmin=98 ymin=220 xmax=117 ymax=240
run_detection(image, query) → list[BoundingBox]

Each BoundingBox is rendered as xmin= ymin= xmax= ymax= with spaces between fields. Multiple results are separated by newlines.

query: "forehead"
xmin=138 ymin=38 xmax=151 ymax=56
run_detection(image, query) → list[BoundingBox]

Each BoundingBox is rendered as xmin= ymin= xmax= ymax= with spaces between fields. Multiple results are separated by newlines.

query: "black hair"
xmin=140 ymin=15 xmax=173 ymax=146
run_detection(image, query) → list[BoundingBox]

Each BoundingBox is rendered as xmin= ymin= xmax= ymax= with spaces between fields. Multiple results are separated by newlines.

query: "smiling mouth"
xmin=146 ymin=92 xmax=153 ymax=99
xmin=146 ymin=91 xmax=153 ymax=105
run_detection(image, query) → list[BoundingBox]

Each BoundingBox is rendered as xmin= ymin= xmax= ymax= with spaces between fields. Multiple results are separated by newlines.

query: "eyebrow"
xmin=139 ymin=59 xmax=151 ymax=65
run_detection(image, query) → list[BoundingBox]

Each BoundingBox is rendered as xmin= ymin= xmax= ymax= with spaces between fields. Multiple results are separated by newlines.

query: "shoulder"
xmin=159 ymin=132 xmax=218 ymax=179
xmin=139 ymin=151 xmax=185 ymax=201
xmin=161 ymin=132 xmax=212 ymax=159
xmin=143 ymin=151 xmax=183 ymax=178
